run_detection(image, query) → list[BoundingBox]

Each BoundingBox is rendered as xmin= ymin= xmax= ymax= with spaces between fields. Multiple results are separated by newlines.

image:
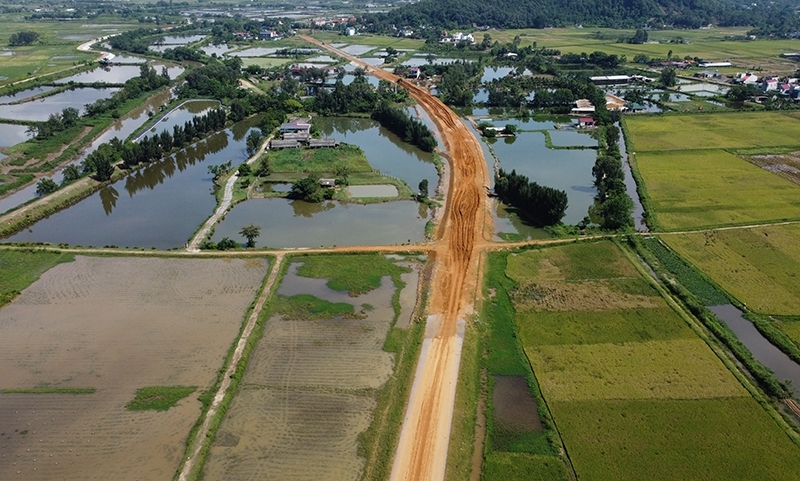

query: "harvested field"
xmin=635 ymin=149 xmax=800 ymax=229
xmin=511 ymin=278 xmax=662 ymax=311
xmin=551 ymin=397 xmax=800 ymax=481
xmin=625 ymin=112 xmax=800 ymax=152
xmin=526 ymin=339 xmax=747 ymax=401
xmin=517 ymin=307 xmax=694 ymax=346
xmin=506 ymin=242 xmax=639 ymax=283
xmin=204 ymin=259 xmax=404 ymax=480
xmin=744 ymin=151 xmax=800 ymax=186
xmin=0 ymin=256 xmax=269 ymax=481
xmin=663 ymin=224 xmax=800 ymax=315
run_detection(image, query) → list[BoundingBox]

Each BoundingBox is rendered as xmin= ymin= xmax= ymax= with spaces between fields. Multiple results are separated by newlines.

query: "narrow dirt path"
xmin=302 ymin=36 xmax=493 ymax=481
xmin=176 ymin=252 xmax=285 ymax=481
xmin=187 ymin=136 xmax=271 ymax=251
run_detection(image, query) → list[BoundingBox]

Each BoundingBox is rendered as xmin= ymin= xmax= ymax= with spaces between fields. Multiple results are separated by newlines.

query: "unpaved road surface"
xmin=303 ymin=36 xmax=492 ymax=481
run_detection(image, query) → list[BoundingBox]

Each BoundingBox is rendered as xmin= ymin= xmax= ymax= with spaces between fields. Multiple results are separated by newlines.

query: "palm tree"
xmin=239 ymin=224 xmax=261 ymax=248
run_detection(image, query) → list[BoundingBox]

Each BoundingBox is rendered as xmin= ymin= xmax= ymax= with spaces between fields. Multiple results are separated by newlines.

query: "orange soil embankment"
xmin=301 ymin=36 xmax=492 ymax=481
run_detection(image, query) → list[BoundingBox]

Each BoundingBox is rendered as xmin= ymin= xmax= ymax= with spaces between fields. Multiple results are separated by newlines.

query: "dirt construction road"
xmin=302 ymin=37 xmax=493 ymax=481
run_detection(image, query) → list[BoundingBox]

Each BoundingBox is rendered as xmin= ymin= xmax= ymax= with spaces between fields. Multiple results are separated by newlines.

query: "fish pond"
xmin=2 ymin=118 xmax=261 ymax=249
xmin=0 ymin=88 xmax=120 ymax=121
xmin=209 ymin=198 xmax=427 ymax=248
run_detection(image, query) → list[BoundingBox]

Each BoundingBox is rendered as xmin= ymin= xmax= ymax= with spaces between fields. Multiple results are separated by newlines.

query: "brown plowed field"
xmin=302 ymin=37 xmax=492 ymax=481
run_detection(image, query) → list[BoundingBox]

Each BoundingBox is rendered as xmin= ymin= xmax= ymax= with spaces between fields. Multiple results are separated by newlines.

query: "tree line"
xmin=494 ymin=169 xmax=567 ymax=227
xmin=364 ymin=0 xmax=800 ymax=32
xmin=82 ymin=108 xmax=227 ymax=181
xmin=371 ymin=101 xmax=438 ymax=152
xmin=591 ymin=125 xmax=634 ymax=231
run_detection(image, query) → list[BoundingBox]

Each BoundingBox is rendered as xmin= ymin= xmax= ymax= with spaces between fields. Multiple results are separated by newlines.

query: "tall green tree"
xmin=239 ymin=224 xmax=261 ymax=248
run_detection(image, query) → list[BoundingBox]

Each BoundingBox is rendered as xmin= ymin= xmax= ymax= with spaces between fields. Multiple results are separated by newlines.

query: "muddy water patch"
xmin=396 ymin=262 xmax=421 ymax=329
xmin=492 ymin=376 xmax=542 ymax=432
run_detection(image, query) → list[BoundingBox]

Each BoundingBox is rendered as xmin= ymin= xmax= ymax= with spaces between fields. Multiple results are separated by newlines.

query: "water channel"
xmin=617 ymin=122 xmax=648 ymax=231
xmin=2 ymin=117 xmax=260 ymax=249
xmin=709 ymin=305 xmax=800 ymax=397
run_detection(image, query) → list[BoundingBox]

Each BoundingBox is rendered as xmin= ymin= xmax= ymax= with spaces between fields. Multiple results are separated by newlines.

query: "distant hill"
xmin=365 ymin=0 xmax=798 ymax=32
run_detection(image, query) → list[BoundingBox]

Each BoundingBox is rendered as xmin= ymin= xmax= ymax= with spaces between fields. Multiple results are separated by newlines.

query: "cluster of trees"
xmin=592 ymin=125 xmax=633 ymax=230
xmin=161 ymin=46 xmax=202 ymax=62
xmin=109 ymin=28 xmax=159 ymax=54
xmin=436 ymin=62 xmax=480 ymax=106
xmin=371 ymin=101 xmax=438 ymax=152
xmin=35 ymin=164 xmax=82 ymax=197
xmin=84 ymin=65 xmax=171 ymax=117
xmin=178 ymin=58 xmax=242 ymax=99
xmin=557 ymin=51 xmax=624 ymax=69
xmin=289 ymin=175 xmax=333 ymax=203
xmin=8 ymin=30 xmax=39 ymax=46
xmin=82 ymin=109 xmax=227 ymax=181
xmin=28 ymin=107 xmax=80 ymax=140
xmin=311 ymin=75 xmax=385 ymax=115
xmin=494 ymin=169 xmax=567 ymax=226
xmin=365 ymin=0 xmax=800 ymax=31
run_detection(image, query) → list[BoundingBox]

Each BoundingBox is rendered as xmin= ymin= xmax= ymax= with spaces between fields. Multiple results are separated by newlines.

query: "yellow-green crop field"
xmin=503 ymin=240 xmax=800 ymax=480
xmin=634 ymin=149 xmax=800 ymax=230
xmin=488 ymin=27 xmax=800 ymax=72
xmin=550 ymin=398 xmax=800 ymax=481
xmin=663 ymin=224 xmax=800 ymax=315
xmin=777 ymin=320 xmax=800 ymax=346
xmin=626 ymin=112 xmax=800 ymax=152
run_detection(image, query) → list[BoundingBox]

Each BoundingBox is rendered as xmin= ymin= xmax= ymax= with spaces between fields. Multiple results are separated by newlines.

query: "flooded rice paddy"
xmin=210 ymin=198 xmax=427 ymax=248
xmin=2 ymin=117 xmax=260 ymax=248
xmin=0 ymin=256 xmax=268 ymax=481
xmin=0 ymin=88 xmax=120 ymax=121
xmin=204 ymin=259 xmax=411 ymax=480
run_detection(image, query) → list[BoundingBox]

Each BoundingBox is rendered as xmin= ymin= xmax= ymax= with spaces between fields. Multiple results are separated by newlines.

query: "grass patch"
xmin=2 ymin=387 xmax=95 ymax=394
xmin=626 ymin=112 xmax=800 ymax=152
xmin=483 ymin=452 xmax=570 ymax=481
xmin=552 ymin=397 xmax=800 ymax=481
xmin=517 ymin=307 xmax=694 ymax=346
xmin=662 ymin=224 xmax=800 ymax=315
xmin=268 ymin=144 xmax=372 ymax=173
xmin=272 ymin=293 xmax=355 ymax=319
xmin=527 ymin=339 xmax=747 ymax=401
xmin=635 ymin=149 xmax=800 ymax=230
xmin=506 ymin=241 xmax=639 ymax=283
xmin=295 ymin=253 xmax=411 ymax=295
xmin=0 ymin=249 xmax=73 ymax=307
xmin=126 ymin=385 xmax=196 ymax=411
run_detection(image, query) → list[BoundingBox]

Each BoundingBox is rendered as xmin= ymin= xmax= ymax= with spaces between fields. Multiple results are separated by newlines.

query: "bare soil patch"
xmin=0 ymin=256 xmax=268 ymax=481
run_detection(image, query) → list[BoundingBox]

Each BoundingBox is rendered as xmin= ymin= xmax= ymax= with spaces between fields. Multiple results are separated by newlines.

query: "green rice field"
xmin=635 ymin=149 xmax=800 ymax=230
xmin=501 ymin=240 xmax=800 ymax=480
xmin=777 ymin=320 xmax=800 ymax=346
xmin=663 ymin=224 xmax=800 ymax=315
